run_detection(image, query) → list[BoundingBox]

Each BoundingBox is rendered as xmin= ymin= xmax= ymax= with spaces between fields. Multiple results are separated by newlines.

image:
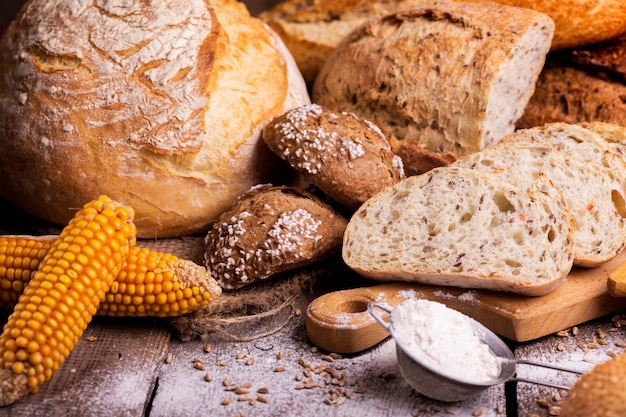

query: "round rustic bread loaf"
xmin=0 ymin=0 xmax=310 ymax=238
xmin=262 ymin=104 xmax=405 ymax=211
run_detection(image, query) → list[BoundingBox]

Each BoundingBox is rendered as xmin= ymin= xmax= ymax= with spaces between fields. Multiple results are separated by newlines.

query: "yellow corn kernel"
xmin=0 ymin=195 xmax=136 ymax=406
xmin=0 ymin=239 xmax=221 ymax=318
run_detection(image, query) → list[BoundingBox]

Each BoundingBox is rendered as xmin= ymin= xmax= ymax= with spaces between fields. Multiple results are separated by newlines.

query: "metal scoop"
xmin=369 ymin=302 xmax=584 ymax=402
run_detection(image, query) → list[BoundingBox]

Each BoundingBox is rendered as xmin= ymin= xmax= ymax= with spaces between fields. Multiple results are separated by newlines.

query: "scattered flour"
xmin=390 ymin=299 xmax=501 ymax=383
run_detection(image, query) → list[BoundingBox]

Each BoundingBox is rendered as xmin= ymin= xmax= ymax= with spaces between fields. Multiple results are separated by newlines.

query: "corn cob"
xmin=0 ymin=195 xmax=136 ymax=406
xmin=0 ymin=237 xmax=222 ymax=317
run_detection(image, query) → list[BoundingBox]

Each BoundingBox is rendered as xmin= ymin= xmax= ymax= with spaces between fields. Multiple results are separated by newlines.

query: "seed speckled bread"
xmin=342 ymin=167 xmax=575 ymax=296
xmin=504 ymin=123 xmax=626 ymax=189
xmin=260 ymin=0 xmax=626 ymax=87
xmin=312 ymin=2 xmax=554 ymax=158
xmin=560 ymin=352 xmax=626 ymax=417
xmin=262 ymin=104 xmax=405 ymax=211
xmin=454 ymin=138 xmax=626 ymax=267
xmin=204 ymin=185 xmax=348 ymax=290
xmin=0 ymin=0 xmax=310 ymax=238
xmin=258 ymin=0 xmax=448 ymax=85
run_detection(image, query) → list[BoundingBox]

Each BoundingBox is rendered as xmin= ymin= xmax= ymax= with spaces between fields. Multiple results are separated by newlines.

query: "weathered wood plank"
xmin=1 ymin=316 xmax=169 ymax=417
xmin=150 ymin=316 xmax=505 ymax=416
xmin=514 ymin=312 xmax=626 ymax=416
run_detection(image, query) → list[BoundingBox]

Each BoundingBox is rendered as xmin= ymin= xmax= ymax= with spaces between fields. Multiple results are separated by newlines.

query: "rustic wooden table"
xmin=0 ymin=285 xmax=623 ymax=417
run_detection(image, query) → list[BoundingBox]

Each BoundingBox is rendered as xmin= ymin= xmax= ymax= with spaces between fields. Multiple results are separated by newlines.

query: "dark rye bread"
xmin=203 ymin=185 xmax=347 ymax=290
xmin=518 ymin=42 xmax=626 ymax=128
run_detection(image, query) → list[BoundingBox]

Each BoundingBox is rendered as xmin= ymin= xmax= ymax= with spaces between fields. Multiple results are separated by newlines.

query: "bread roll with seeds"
xmin=204 ymin=185 xmax=348 ymax=290
xmin=262 ymin=104 xmax=405 ymax=211
xmin=454 ymin=138 xmax=626 ymax=267
xmin=342 ymin=167 xmax=575 ymax=296
xmin=560 ymin=352 xmax=626 ymax=416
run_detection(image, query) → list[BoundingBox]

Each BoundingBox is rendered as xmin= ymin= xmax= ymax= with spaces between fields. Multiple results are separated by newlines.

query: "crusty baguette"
xmin=454 ymin=138 xmax=626 ymax=267
xmin=312 ymin=2 xmax=554 ymax=158
xmin=342 ymin=167 xmax=575 ymax=296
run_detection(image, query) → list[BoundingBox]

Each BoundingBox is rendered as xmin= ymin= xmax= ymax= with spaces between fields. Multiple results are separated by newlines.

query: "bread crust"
xmin=259 ymin=0 xmax=446 ymax=85
xmin=462 ymin=0 xmax=626 ymax=50
xmin=203 ymin=185 xmax=348 ymax=290
xmin=0 ymin=0 xmax=310 ymax=238
xmin=312 ymin=2 xmax=553 ymax=157
xmin=560 ymin=352 xmax=626 ymax=417
xmin=261 ymin=0 xmax=625 ymax=88
xmin=262 ymin=104 xmax=405 ymax=211
xmin=518 ymin=57 xmax=626 ymax=129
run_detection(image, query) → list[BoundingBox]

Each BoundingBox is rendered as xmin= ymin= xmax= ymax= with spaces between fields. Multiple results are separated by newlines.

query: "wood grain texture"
xmin=0 ymin=316 xmax=169 ymax=417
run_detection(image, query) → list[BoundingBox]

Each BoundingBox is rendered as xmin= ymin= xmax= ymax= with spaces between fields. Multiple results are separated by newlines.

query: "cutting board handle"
xmin=305 ymin=283 xmax=417 ymax=353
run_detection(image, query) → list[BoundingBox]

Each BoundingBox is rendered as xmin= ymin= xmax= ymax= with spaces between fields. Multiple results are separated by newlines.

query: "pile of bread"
xmin=1 ymin=0 xmax=626 ymax=412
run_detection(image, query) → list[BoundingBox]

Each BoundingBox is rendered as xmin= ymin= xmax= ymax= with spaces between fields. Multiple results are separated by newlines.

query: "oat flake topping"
xmin=275 ymin=104 xmax=366 ymax=175
xmin=208 ymin=208 xmax=323 ymax=288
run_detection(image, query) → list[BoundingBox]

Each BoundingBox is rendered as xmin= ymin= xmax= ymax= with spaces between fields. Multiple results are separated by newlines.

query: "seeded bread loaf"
xmin=342 ymin=167 xmax=575 ymax=296
xmin=204 ymin=185 xmax=348 ymax=290
xmin=560 ymin=351 xmax=626 ymax=417
xmin=0 ymin=0 xmax=310 ymax=238
xmin=260 ymin=0 xmax=626 ymax=87
xmin=258 ymin=0 xmax=447 ymax=85
xmin=454 ymin=138 xmax=626 ymax=267
xmin=312 ymin=2 xmax=554 ymax=158
xmin=262 ymin=104 xmax=405 ymax=211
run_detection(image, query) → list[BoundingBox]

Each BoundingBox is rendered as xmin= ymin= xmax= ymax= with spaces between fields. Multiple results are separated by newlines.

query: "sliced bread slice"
xmin=455 ymin=139 xmax=626 ymax=267
xmin=342 ymin=167 xmax=575 ymax=296
xmin=499 ymin=123 xmax=626 ymax=265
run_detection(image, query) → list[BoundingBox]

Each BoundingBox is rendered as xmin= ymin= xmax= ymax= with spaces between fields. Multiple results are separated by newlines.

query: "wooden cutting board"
xmin=306 ymin=250 xmax=626 ymax=353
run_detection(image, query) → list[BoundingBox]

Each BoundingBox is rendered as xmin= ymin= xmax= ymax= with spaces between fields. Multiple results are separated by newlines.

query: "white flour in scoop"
xmin=390 ymin=299 xmax=500 ymax=383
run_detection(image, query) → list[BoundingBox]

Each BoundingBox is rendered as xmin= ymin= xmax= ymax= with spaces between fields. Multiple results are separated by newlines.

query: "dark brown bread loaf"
xmin=518 ymin=42 xmax=626 ymax=128
xmin=262 ymin=104 xmax=405 ymax=211
xmin=204 ymin=185 xmax=348 ymax=290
